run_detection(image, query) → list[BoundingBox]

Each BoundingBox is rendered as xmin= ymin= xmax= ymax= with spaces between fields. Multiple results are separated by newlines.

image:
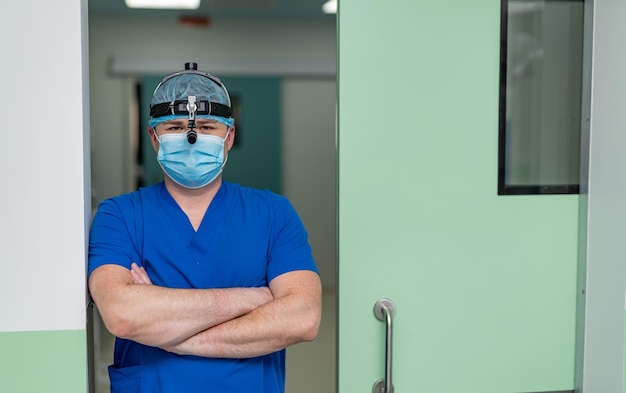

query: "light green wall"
xmin=0 ymin=330 xmax=87 ymax=393
xmin=338 ymin=0 xmax=578 ymax=391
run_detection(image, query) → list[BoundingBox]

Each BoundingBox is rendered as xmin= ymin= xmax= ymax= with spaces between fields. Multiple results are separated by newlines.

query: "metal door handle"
xmin=373 ymin=298 xmax=396 ymax=393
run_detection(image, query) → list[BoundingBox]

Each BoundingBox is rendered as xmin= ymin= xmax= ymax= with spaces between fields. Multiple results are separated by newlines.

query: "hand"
xmin=252 ymin=286 xmax=274 ymax=304
xmin=160 ymin=287 xmax=274 ymax=357
xmin=129 ymin=262 xmax=152 ymax=285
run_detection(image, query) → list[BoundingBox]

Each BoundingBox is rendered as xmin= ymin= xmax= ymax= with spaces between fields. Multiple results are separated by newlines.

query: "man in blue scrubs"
xmin=88 ymin=62 xmax=322 ymax=393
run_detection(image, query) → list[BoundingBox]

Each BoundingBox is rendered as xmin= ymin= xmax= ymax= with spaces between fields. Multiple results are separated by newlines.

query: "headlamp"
xmin=150 ymin=62 xmax=233 ymax=144
xmin=149 ymin=99 xmax=232 ymax=119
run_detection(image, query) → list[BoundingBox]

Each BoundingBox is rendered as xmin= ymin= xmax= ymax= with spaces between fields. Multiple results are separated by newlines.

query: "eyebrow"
xmin=161 ymin=120 xmax=186 ymax=125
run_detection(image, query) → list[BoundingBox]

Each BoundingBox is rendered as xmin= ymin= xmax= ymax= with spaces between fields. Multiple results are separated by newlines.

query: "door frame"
xmin=575 ymin=0 xmax=626 ymax=391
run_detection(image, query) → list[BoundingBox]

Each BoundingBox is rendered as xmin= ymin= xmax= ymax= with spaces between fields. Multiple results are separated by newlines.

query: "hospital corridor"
xmin=3 ymin=1 xmax=626 ymax=392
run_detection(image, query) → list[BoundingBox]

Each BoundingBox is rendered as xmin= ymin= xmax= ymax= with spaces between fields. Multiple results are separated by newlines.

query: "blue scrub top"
xmin=88 ymin=181 xmax=318 ymax=393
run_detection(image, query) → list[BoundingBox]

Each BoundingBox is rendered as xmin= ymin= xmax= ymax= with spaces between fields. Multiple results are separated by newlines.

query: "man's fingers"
xmin=129 ymin=263 xmax=153 ymax=285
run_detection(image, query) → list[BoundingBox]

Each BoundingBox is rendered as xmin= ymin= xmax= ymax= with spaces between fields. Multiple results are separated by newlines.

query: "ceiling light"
xmin=125 ymin=0 xmax=201 ymax=9
xmin=322 ymin=0 xmax=336 ymax=14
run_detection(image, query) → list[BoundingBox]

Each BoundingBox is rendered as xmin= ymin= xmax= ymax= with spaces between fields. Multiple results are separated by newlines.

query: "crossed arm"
xmin=88 ymin=263 xmax=322 ymax=358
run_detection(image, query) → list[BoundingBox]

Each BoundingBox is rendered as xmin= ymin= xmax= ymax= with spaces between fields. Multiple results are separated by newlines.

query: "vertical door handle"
xmin=373 ymin=298 xmax=396 ymax=393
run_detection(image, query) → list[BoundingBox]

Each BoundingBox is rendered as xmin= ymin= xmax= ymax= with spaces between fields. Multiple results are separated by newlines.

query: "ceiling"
xmin=88 ymin=0 xmax=336 ymax=20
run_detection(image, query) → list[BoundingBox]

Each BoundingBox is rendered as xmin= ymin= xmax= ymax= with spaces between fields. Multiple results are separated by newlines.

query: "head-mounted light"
xmin=150 ymin=62 xmax=233 ymax=144
xmin=149 ymin=99 xmax=232 ymax=119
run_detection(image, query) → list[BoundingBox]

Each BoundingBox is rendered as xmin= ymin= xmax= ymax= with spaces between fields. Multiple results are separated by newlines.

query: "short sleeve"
xmin=88 ymin=194 xmax=142 ymax=278
xmin=266 ymin=194 xmax=318 ymax=283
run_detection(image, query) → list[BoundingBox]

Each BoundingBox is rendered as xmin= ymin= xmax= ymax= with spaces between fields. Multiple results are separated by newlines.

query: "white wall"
xmin=282 ymin=78 xmax=336 ymax=393
xmin=0 ymin=0 xmax=89 ymax=333
xmin=283 ymin=78 xmax=337 ymax=290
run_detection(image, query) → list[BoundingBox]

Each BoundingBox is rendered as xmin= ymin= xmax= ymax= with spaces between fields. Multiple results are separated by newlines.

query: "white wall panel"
xmin=576 ymin=0 xmax=626 ymax=391
xmin=0 ymin=0 xmax=89 ymax=332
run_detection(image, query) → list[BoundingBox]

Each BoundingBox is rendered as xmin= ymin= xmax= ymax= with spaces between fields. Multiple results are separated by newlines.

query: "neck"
xmin=164 ymin=176 xmax=223 ymax=230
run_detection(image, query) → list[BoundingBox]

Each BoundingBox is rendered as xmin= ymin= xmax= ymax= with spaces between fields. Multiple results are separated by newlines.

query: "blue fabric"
xmin=88 ymin=181 xmax=318 ymax=393
xmin=148 ymin=114 xmax=235 ymax=129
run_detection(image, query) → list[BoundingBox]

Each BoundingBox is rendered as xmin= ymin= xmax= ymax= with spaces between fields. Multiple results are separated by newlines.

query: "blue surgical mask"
xmin=156 ymin=130 xmax=230 ymax=189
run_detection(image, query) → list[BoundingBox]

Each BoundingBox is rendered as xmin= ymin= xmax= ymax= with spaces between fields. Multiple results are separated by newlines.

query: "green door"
xmin=337 ymin=1 xmax=579 ymax=392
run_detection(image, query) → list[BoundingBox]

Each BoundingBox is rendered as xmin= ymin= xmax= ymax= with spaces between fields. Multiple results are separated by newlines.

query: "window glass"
xmin=499 ymin=0 xmax=584 ymax=195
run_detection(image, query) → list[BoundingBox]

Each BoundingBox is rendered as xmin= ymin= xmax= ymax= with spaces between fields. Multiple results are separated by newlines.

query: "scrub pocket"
xmin=108 ymin=364 xmax=159 ymax=393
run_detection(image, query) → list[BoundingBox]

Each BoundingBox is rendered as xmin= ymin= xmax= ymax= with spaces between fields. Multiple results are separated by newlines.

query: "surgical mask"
xmin=155 ymin=130 xmax=230 ymax=189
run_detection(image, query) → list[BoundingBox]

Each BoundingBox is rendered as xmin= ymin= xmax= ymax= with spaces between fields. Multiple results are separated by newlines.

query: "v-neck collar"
xmin=158 ymin=181 xmax=229 ymax=236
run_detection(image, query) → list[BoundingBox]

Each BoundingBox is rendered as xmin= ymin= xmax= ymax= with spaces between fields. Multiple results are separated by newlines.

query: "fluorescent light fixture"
xmin=322 ymin=0 xmax=336 ymax=14
xmin=125 ymin=0 xmax=201 ymax=9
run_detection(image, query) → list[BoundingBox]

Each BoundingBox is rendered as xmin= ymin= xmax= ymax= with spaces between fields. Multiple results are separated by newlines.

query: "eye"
xmin=198 ymin=124 xmax=218 ymax=132
xmin=165 ymin=125 xmax=184 ymax=132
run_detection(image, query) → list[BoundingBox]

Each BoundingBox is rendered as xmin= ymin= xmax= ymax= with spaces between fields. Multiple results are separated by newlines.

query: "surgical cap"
xmin=151 ymin=73 xmax=231 ymax=107
xmin=149 ymin=73 xmax=234 ymax=128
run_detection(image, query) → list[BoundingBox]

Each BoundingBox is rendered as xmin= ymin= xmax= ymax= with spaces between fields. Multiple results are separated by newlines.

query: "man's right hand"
xmin=89 ymin=263 xmax=275 ymax=348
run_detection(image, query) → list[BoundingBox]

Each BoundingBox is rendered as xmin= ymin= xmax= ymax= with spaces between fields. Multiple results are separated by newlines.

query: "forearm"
xmin=165 ymin=271 xmax=322 ymax=358
xmin=108 ymin=285 xmax=269 ymax=347
xmin=89 ymin=264 xmax=272 ymax=347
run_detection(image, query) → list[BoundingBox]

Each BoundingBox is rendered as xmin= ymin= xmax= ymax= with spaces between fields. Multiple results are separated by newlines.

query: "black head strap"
xmin=150 ymin=100 xmax=232 ymax=119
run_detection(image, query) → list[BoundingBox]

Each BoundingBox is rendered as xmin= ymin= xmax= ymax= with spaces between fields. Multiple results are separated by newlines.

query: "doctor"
xmin=88 ymin=62 xmax=322 ymax=393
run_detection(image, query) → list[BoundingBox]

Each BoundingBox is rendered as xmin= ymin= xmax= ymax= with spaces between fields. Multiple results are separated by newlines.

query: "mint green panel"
xmin=338 ymin=1 xmax=578 ymax=392
xmin=141 ymin=76 xmax=282 ymax=193
xmin=0 ymin=330 xmax=87 ymax=392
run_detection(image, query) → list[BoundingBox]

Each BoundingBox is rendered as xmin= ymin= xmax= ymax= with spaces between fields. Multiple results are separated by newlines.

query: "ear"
xmin=148 ymin=127 xmax=159 ymax=152
xmin=226 ymin=126 xmax=236 ymax=152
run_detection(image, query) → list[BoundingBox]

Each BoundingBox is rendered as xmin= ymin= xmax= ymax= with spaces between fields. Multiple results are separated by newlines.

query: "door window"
xmin=498 ymin=0 xmax=584 ymax=195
